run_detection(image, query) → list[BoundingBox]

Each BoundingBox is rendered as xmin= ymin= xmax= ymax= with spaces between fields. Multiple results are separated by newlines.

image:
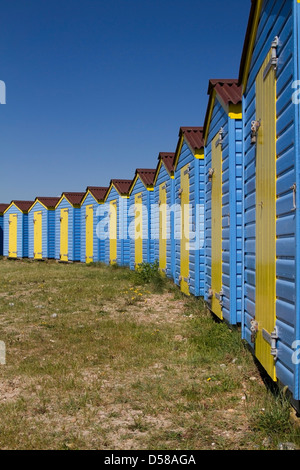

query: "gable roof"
xmin=86 ymin=186 xmax=109 ymax=202
xmin=129 ymin=169 xmax=156 ymax=195
xmin=135 ymin=169 xmax=156 ymax=187
xmin=174 ymin=127 xmax=204 ymax=169
xmin=208 ymin=79 xmax=242 ymax=106
xmin=0 ymin=204 xmax=9 ymax=215
xmin=35 ymin=197 xmax=60 ymax=209
xmin=111 ymin=179 xmax=132 ymax=196
xmin=57 ymin=192 xmax=85 ymax=207
xmin=153 ymin=152 xmax=175 ymax=186
xmin=8 ymin=200 xmax=35 ymax=213
xmin=203 ymin=79 xmax=243 ymax=143
xmin=158 ymin=152 xmax=175 ymax=175
xmin=104 ymin=179 xmax=132 ymax=201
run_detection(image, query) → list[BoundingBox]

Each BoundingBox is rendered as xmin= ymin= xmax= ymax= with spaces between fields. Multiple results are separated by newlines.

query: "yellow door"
xmin=60 ymin=208 xmax=69 ymax=262
xmin=159 ymin=183 xmax=167 ymax=273
xmin=180 ymin=165 xmax=190 ymax=295
xmin=8 ymin=214 xmax=18 ymax=258
xmin=34 ymin=211 xmax=43 ymax=260
xmin=135 ymin=193 xmax=143 ymax=267
xmin=255 ymin=49 xmax=277 ymax=381
xmin=110 ymin=200 xmax=117 ymax=264
xmin=85 ymin=205 xmax=94 ymax=264
xmin=211 ymin=132 xmax=223 ymax=319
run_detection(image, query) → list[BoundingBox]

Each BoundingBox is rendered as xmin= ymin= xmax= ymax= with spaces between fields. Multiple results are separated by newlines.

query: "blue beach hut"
xmin=3 ymin=201 xmax=34 ymax=259
xmin=55 ymin=192 xmax=85 ymax=262
xmin=80 ymin=186 xmax=108 ymax=264
xmin=203 ymin=79 xmax=243 ymax=325
xmin=173 ymin=127 xmax=205 ymax=297
xmin=128 ymin=169 xmax=156 ymax=270
xmin=28 ymin=197 xmax=60 ymax=260
xmin=153 ymin=152 xmax=175 ymax=279
xmin=103 ymin=179 xmax=132 ymax=266
xmin=239 ymin=0 xmax=300 ymax=409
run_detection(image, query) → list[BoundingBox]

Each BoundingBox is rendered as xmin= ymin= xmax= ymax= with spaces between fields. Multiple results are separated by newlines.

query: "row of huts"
xmin=1 ymin=0 xmax=300 ymax=411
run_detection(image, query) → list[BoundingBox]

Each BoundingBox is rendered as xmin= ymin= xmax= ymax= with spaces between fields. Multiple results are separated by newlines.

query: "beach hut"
xmin=55 ymin=192 xmax=85 ymax=262
xmin=153 ymin=152 xmax=175 ymax=279
xmin=28 ymin=197 xmax=60 ymax=260
xmin=3 ymin=201 xmax=34 ymax=259
xmin=203 ymin=79 xmax=243 ymax=325
xmin=239 ymin=0 xmax=300 ymax=407
xmin=103 ymin=179 xmax=132 ymax=266
xmin=80 ymin=186 xmax=108 ymax=264
xmin=128 ymin=169 xmax=156 ymax=270
xmin=0 ymin=204 xmax=9 ymax=256
xmin=173 ymin=127 xmax=205 ymax=297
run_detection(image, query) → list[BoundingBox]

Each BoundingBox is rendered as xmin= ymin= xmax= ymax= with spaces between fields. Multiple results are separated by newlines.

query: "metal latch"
xmin=263 ymin=36 xmax=279 ymax=80
xmin=215 ymin=128 xmax=224 ymax=148
xmin=262 ymin=326 xmax=279 ymax=360
xmin=208 ymin=168 xmax=214 ymax=182
xmin=251 ymin=120 xmax=261 ymax=144
xmin=184 ymin=165 xmax=191 ymax=177
xmin=179 ymin=275 xmax=190 ymax=284
xmin=178 ymin=188 xmax=183 ymax=199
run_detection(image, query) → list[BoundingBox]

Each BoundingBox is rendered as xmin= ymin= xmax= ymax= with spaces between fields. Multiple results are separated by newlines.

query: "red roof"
xmin=208 ymin=79 xmax=242 ymax=106
xmin=62 ymin=192 xmax=85 ymax=206
xmin=135 ymin=169 xmax=156 ymax=187
xmin=0 ymin=203 xmax=9 ymax=214
xmin=87 ymin=187 xmax=109 ymax=202
xmin=111 ymin=180 xmax=132 ymax=196
xmin=36 ymin=197 xmax=60 ymax=209
xmin=179 ymin=127 xmax=205 ymax=151
xmin=158 ymin=152 xmax=175 ymax=174
xmin=12 ymin=201 xmax=35 ymax=212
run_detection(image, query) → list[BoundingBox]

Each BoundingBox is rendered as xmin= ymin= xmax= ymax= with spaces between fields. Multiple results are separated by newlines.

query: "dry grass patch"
xmin=0 ymin=259 xmax=299 ymax=450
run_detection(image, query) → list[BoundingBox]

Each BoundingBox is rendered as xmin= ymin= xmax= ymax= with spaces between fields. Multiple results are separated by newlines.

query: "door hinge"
xmin=179 ymin=275 xmax=190 ymax=284
xmin=215 ymin=289 xmax=224 ymax=306
xmin=292 ymin=183 xmax=297 ymax=211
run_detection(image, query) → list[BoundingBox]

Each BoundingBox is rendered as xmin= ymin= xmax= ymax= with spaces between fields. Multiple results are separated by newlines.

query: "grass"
xmin=0 ymin=258 xmax=299 ymax=450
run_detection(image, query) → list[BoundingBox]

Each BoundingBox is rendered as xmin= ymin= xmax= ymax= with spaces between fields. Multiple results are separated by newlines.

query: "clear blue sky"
xmin=0 ymin=0 xmax=251 ymax=203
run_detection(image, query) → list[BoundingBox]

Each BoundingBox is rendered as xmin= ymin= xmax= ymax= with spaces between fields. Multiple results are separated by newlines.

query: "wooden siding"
xmin=205 ymin=98 xmax=243 ymax=325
